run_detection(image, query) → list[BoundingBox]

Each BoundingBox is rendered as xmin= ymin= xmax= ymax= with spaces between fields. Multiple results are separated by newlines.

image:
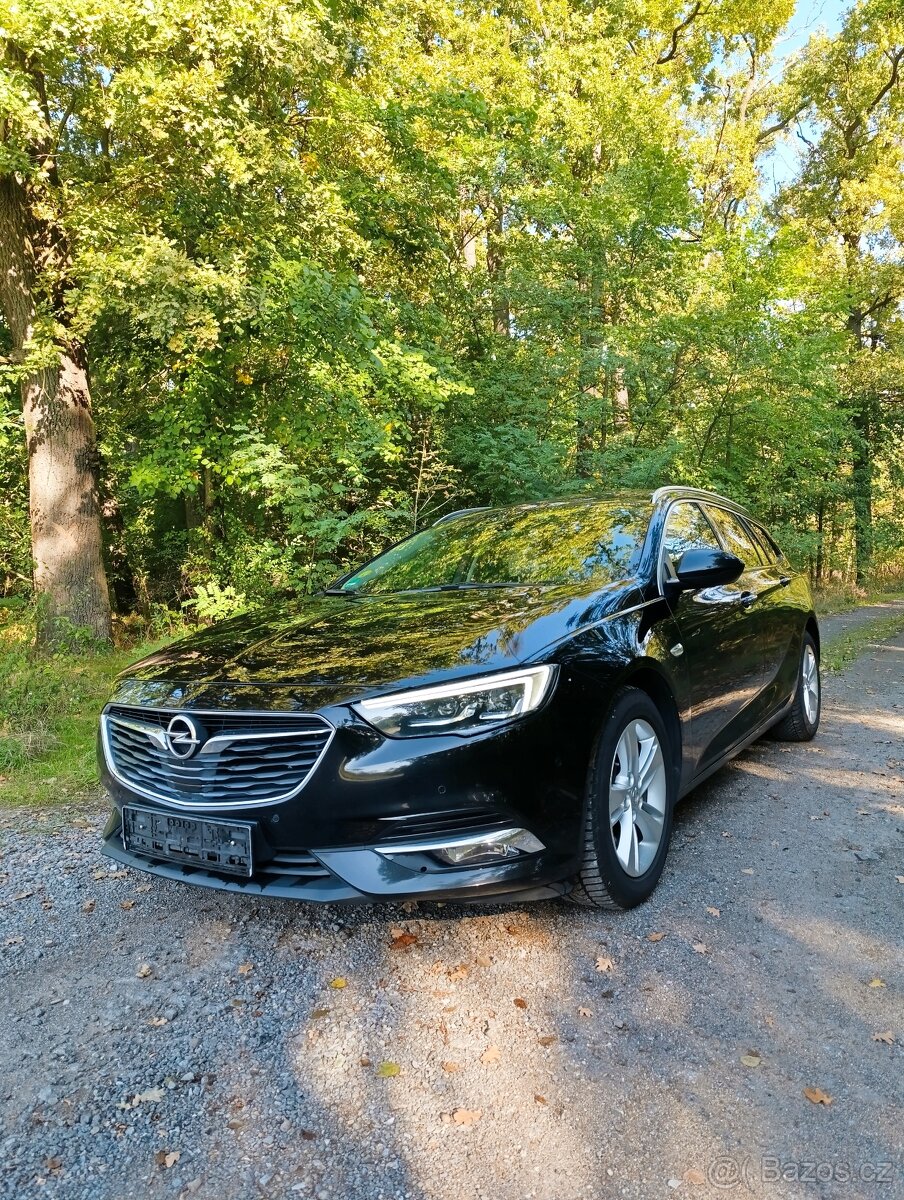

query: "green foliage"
xmin=1 ymin=0 xmax=903 ymax=607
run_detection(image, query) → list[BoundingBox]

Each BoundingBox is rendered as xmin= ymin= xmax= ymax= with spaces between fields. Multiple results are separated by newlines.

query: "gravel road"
xmin=1 ymin=623 xmax=902 ymax=1200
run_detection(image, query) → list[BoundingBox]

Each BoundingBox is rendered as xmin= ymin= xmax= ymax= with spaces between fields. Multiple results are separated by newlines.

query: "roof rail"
xmin=651 ymin=485 xmax=747 ymax=511
xmin=432 ymin=507 xmax=491 ymax=526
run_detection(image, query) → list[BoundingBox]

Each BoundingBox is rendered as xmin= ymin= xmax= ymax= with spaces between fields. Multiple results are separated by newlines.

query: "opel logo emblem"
xmin=164 ymin=714 xmax=204 ymax=759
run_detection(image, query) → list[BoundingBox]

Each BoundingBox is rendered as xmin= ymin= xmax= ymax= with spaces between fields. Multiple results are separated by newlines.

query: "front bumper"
xmin=100 ymin=818 xmax=570 ymax=904
xmin=98 ymin=683 xmax=599 ymax=904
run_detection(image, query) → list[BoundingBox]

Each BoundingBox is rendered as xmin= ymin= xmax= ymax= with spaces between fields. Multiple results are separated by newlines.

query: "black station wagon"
xmin=99 ymin=487 xmax=820 ymax=909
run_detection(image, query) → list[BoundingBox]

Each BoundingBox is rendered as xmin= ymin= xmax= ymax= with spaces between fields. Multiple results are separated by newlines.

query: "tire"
xmin=570 ymin=687 xmax=676 ymax=910
xmin=770 ymin=633 xmax=820 ymax=742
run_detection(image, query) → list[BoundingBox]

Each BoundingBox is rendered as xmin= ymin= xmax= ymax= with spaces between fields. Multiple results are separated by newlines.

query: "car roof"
xmin=433 ymin=487 xmax=753 ymax=527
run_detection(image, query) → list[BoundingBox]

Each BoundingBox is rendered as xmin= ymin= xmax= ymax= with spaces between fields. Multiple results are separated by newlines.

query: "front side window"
xmin=333 ymin=502 xmax=650 ymax=595
xmin=708 ymin=508 xmax=766 ymax=567
xmin=662 ymin=502 xmax=722 ymax=575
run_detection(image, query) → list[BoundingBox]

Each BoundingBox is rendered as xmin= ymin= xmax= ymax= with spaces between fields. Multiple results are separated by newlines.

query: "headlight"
xmin=352 ymin=665 xmax=557 ymax=737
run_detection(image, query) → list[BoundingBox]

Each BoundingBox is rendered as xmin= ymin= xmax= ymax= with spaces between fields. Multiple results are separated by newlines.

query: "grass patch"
xmin=812 ymin=584 xmax=904 ymax=617
xmin=0 ymin=604 xmax=178 ymax=809
xmin=821 ymin=609 xmax=904 ymax=673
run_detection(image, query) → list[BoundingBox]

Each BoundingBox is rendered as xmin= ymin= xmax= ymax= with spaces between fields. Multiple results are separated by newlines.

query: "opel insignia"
xmin=99 ymin=487 xmax=821 ymax=909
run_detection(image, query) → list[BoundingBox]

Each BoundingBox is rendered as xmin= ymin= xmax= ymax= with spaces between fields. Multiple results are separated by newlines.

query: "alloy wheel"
xmin=802 ymin=644 xmax=819 ymax=724
xmin=608 ymin=718 xmax=668 ymax=878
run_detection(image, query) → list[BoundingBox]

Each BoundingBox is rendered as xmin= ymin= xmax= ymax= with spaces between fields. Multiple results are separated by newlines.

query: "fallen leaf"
xmin=359 ymin=1056 xmax=371 ymax=1067
xmin=301 ymin=1129 xmax=317 ymax=1141
xmin=480 ymin=1045 xmax=501 ymax=1065
xmin=706 ymin=907 xmax=720 ymax=917
xmin=45 ymin=1156 xmax=62 ymax=1172
xmin=803 ymin=1086 xmax=833 ymax=1106
xmin=237 ymin=962 xmax=254 ymax=975
xmin=683 ymin=1168 xmax=706 ymax=1186
xmin=692 ymin=943 xmax=708 ymax=954
xmin=451 ymin=1108 xmax=481 ymax=1125
xmin=647 ymin=932 xmax=666 ymax=943
xmin=534 ymin=1094 xmax=547 ymax=1105
xmin=375 ymin=1061 xmax=400 ymax=1078
xmin=136 ymin=963 xmax=152 ymax=979
xmin=896 ymin=875 xmax=904 ymax=884
xmin=441 ymin=1061 xmax=460 ymax=1073
xmin=872 ymin=1031 xmax=895 ymax=1045
xmin=329 ymin=977 xmax=347 ymax=989
xmin=120 ymin=899 xmax=136 ymax=911
xmin=400 ymin=900 xmax=418 ymax=913
xmin=14 ymin=891 xmax=33 ymax=901
xmin=81 ymin=899 xmax=96 ymax=914
xmin=868 ymin=978 xmax=886 ymax=988
xmin=513 ymin=997 xmax=528 ymax=1010
xmin=475 ymin=953 xmax=492 ymax=968
xmin=133 ymin=1087 xmax=165 ymax=1104
xmin=595 ymin=955 xmax=615 ymax=972
xmin=538 ymin=1035 xmax=557 ymax=1047
xmin=135 ymin=883 xmax=152 ymax=893
xmin=154 ymin=1150 xmax=180 ymax=1168
xmin=448 ymin=965 xmax=469 ymax=982
xmin=147 ymin=1017 xmax=168 ymax=1028
xmin=578 ymin=1006 xmax=592 ymax=1017
xmin=741 ymin=868 xmax=755 ymax=875
xmin=390 ymin=932 xmax=418 ymax=950
xmin=740 ymin=1054 xmax=761 ymax=1068
xmin=311 ymin=1008 xmax=331 ymax=1019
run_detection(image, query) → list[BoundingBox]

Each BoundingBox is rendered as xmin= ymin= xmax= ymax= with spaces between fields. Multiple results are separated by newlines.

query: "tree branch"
xmin=841 ymin=46 xmax=904 ymax=158
xmin=756 ymin=100 xmax=810 ymax=144
xmin=656 ymin=1 xmax=706 ymax=66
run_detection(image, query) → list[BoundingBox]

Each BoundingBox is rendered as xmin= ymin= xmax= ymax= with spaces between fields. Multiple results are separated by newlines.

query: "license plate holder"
xmin=122 ymin=806 xmax=254 ymax=877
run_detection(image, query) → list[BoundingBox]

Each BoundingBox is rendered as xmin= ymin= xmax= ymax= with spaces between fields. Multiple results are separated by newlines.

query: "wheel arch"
xmin=805 ymin=615 xmax=820 ymax=658
xmin=618 ymin=662 xmax=683 ymax=783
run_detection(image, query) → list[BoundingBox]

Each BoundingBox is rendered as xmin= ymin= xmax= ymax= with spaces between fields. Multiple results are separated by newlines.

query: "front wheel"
xmin=570 ymin=687 xmax=676 ymax=910
xmin=770 ymin=633 xmax=820 ymax=742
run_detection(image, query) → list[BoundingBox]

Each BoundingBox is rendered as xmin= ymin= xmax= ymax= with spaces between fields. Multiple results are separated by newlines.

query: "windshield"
xmin=334 ymin=501 xmax=649 ymax=595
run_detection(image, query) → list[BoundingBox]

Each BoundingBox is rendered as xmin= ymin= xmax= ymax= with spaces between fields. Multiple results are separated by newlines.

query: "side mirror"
xmin=673 ymin=547 xmax=744 ymax=591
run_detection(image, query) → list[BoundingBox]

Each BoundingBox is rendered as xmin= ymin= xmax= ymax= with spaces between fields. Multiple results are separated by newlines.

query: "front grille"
xmin=103 ymin=706 xmax=334 ymax=808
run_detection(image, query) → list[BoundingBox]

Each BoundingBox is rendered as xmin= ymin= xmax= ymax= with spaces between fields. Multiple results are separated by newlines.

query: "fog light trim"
xmin=381 ymin=826 xmax=545 ymax=866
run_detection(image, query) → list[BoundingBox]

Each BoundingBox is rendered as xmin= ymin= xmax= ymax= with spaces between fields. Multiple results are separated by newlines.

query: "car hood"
xmin=112 ymin=584 xmax=638 ymax=710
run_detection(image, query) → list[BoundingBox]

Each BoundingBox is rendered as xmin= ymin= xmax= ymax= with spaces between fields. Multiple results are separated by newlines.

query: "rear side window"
xmin=662 ymin=502 xmax=722 ymax=573
xmin=749 ymin=521 xmax=784 ymax=562
xmin=708 ymin=508 xmax=767 ymax=567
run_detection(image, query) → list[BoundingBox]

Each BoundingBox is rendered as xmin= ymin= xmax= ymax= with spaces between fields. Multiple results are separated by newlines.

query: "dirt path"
xmin=1 ymin=631 xmax=902 ymax=1200
xmin=818 ymin=597 xmax=904 ymax=642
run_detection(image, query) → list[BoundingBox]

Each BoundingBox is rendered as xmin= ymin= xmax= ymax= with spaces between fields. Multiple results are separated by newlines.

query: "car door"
xmin=704 ymin=505 xmax=792 ymax=721
xmin=661 ymin=501 xmax=764 ymax=771
xmin=742 ymin=516 xmax=799 ymax=704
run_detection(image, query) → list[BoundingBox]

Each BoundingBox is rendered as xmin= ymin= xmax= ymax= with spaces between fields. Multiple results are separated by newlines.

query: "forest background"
xmin=2 ymin=0 xmax=904 ymax=652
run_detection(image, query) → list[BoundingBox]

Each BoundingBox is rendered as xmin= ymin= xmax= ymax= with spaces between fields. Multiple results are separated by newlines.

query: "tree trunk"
xmin=851 ymin=400 xmax=873 ymax=586
xmin=486 ymin=202 xmax=510 ymax=337
xmin=846 ymin=307 xmax=873 ymax=586
xmin=0 ymin=174 xmax=111 ymax=646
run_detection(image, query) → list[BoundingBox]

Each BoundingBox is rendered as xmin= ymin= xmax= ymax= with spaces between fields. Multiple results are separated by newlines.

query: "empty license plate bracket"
xmin=122 ymin=806 xmax=254 ymax=877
